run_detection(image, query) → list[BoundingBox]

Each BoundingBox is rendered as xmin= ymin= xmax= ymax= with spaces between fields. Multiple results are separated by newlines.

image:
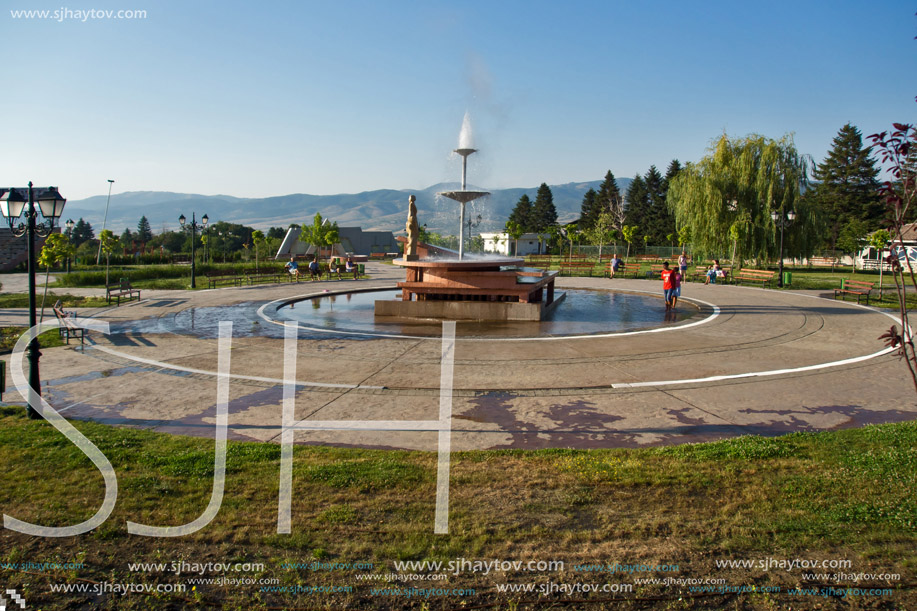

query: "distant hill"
xmin=63 ymin=179 xmax=632 ymax=235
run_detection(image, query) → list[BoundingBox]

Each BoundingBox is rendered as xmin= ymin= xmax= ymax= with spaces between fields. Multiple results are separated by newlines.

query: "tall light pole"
xmin=65 ymin=218 xmax=74 ymax=273
xmin=0 ymin=183 xmax=67 ymax=419
xmin=96 ymin=179 xmax=115 ymax=264
xmin=465 ymin=214 xmax=482 ymax=254
xmin=179 ymin=212 xmax=208 ymax=288
xmin=771 ymin=208 xmax=796 ymax=288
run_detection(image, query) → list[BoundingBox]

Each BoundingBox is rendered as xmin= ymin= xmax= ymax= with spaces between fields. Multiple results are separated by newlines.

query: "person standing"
xmin=661 ymin=261 xmax=675 ymax=310
xmin=671 ymin=267 xmax=682 ymax=309
xmin=678 ymin=251 xmax=688 ymax=278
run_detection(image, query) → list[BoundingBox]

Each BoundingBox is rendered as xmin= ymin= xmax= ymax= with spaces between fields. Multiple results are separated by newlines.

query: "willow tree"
xmin=668 ymin=134 xmax=819 ymax=265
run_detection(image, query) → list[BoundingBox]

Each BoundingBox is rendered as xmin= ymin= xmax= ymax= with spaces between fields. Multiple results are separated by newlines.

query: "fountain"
xmin=374 ymin=121 xmax=561 ymax=322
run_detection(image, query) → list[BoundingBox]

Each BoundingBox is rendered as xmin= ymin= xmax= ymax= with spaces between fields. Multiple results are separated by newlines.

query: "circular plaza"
xmin=18 ymin=262 xmax=917 ymax=451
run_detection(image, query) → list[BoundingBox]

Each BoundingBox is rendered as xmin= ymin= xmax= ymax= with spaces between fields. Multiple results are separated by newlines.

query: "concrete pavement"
xmin=1 ymin=263 xmax=914 ymax=450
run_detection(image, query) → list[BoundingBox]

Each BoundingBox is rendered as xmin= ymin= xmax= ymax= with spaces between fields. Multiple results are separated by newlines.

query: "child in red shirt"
xmin=661 ymin=261 xmax=675 ymax=310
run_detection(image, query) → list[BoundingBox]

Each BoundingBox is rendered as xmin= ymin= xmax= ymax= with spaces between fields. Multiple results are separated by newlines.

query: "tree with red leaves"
xmin=869 ymin=121 xmax=917 ymax=392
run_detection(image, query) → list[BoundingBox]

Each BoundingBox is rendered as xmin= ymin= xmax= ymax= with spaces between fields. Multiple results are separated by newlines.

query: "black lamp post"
xmin=179 ymin=212 xmax=207 ymax=288
xmin=771 ymin=208 xmax=796 ymax=288
xmin=0 ymin=183 xmax=67 ymax=418
xmin=65 ymin=218 xmax=75 ymax=273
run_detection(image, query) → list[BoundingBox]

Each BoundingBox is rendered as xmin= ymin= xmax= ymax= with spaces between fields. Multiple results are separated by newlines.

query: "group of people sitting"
xmin=285 ymin=256 xmax=359 ymax=281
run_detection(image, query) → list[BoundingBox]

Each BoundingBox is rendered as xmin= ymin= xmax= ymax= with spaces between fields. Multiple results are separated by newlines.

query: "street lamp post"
xmin=65 ymin=218 xmax=75 ymax=273
xmin=96 ymin=179 xmax=115 ymax=264
xmin=465 ymin=214 xmax=482 ymax=253
xmin=0 ymin=183 xmax=67 ymax=418
xmin=771 ymin=208 xmax=796 ymax=288
xmin=179 ymin=212 xmax=208 ymax=288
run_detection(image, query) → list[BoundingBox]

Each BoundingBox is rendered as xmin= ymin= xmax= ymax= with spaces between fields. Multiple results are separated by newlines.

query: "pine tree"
xmin=71 ymin=218 xmax=94 ymax=246
xmin=595 ymin=171 xmax=622 ymax=214
xmin=579 ymin=188 xmax=598 ymax=228
xmin=624 ymin=174 xmax=649 ymax=230
xmin=642 ymin=165 xmax=677 ymax=244
xmin=643 ymin=165 xmax=669 ymax=243
xmin=137 ymin=216 xmax=153 ymax=244
xmin=120 ymin=228 xmax=134 ymax=252
xmin=530 ymin=183 xmax=557 ymax=232
xmin=508 ymin=194 xmax=534 ymax=232
xmin=664 ymin=159 xmax=682 ymax=191
xmin=810 ymin=123 xmax=882 ymax=249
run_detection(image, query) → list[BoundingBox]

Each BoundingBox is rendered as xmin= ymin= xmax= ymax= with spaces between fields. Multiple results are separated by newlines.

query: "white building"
xmin=857 ymin=223 xmax=917 ymax=270
xmin=480 ymin=232 xmax=549 ymax=256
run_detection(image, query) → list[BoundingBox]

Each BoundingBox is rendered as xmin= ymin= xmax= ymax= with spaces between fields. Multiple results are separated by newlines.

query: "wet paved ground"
xmin=1 ymin=263 xmax=914 ymax=450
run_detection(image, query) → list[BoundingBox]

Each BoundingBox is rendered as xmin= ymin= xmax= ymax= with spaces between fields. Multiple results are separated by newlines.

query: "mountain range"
xmin=63 ymin=178 xmax=632 ymax=236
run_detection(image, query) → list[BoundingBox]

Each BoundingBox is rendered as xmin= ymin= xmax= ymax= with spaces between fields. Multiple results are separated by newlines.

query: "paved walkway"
xmin=1 ymin=263 xmax=914 ymax=450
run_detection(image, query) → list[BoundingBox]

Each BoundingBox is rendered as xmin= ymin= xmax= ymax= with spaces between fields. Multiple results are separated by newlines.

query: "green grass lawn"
xmin=0 ymin=327 xmax=66 ymax=353
xmin=0 ymin=293 xmax=109 ymax=309
xmin=0 ymin=405 xmax=913 ymax=610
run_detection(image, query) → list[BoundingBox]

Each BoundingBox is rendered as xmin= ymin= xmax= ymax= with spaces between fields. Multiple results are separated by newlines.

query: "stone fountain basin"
xmin=392 ymin=257 xmax=523 ymax=270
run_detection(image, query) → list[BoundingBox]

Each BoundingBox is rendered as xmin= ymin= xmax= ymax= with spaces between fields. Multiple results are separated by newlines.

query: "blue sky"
xmin=2 ymin=0 xmax=915 ymax=201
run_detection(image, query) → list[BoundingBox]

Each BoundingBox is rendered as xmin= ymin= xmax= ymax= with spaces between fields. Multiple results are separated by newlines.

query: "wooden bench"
xmin=644 ymin=264 xmax=669 ymax=279
xmin=733 ymin=268 xmax=776 ymax=287
xmin=835 ymin=279 xmax=874 ymax=305
xmin=605 ymin=261 xmax=627 ymax=278
xmin=246 ymin=270 xmax=290 ymax=285
xmin=694 ymin=266 xmax=731 ymax=283
xmin=207 ymin=270 xmax=245 ymax=289
xmin=342 ymin=262 xmax=363 ymax=279
xmin=53 ymin=304 xmax=85 ymax=345
xmin=306 ymin=263 xmax=324 ymax=281
xmin=105 ymin=279 xmax=141 ymax=305
xmin=369 ymin=252 xmax=387 ymax=260
xmin=525 ymin=256 xmax=555 ymax=268
xmin=559 ymin=261 xmax=597 ymax=276
xmin=809 ymin=256 xmax=839 ymax=270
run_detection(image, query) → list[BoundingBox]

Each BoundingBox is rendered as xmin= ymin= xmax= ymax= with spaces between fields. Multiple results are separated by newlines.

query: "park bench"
xmin=693 ymin=266 xmax=731 ymax=283
xmin=645 ymin=264 xmax=668 ymax=279
xmin=342 ymin=262 xmax=364 ymax=279
xmin=605 ymin=261 xmax=627 ymax=278
xmin=105 ymin=279 xmax=141 ymax=306
xmin=525 ymin=256 xmax=555 ymax=270
xmin=733 ymin=268 xmax=776 ymax=287
xmin=52 ymin=301 xmax=85 ymax=345
xmin=207 ymin=269 xmax=245 ymax=289
xmin=307 ymin=264 xmax=324 ymax=281
xmin=809 ymin=256 xmax=839 ymax=270
xmin=369 ymin=252 xmax=387 ymax=260
xmin=246 ymin=269 xmax=289 ymax=285
xmin=834 ymin=279 xmax=874 ymax=305
xmin=559 ymin=261 xmax=596 ymax=276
